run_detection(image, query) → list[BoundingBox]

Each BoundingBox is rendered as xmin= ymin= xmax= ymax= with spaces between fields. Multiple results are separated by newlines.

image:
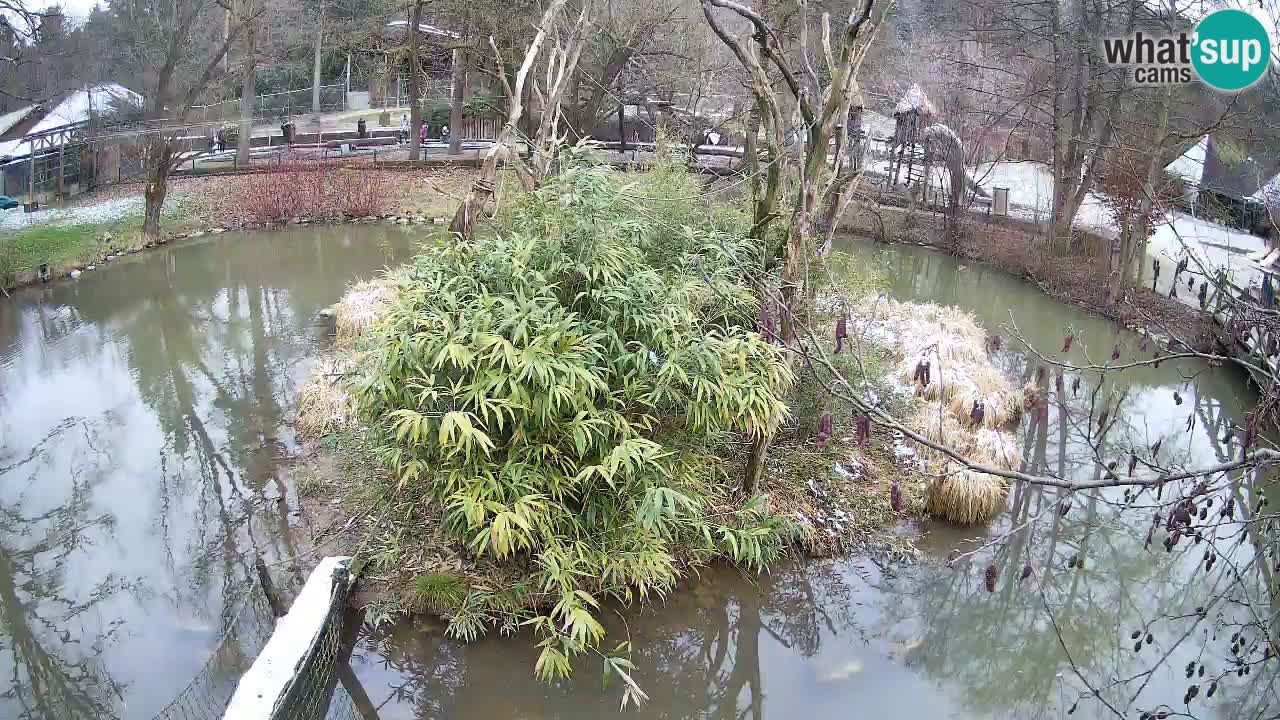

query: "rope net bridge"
xmin=153 ymin=557 xmax=380 ymax=720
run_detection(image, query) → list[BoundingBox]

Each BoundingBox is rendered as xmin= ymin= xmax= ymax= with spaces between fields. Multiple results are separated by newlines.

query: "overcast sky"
xmin=40 ymin=0 xmax=99 ymax=19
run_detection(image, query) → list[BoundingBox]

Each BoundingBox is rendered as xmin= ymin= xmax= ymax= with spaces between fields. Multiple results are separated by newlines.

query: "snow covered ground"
xmin=1143 ymin=212 xmax=1269 ymax=301
xmin=0 ymin=195 xmax=146 ymax=231
xmin=955 ymin=158 xmax=1270 ymax=309
xmin=970 ymin=160 xmax=1115 ymax=235
xmin=963 ymin=159 xmax=1269 ymax=307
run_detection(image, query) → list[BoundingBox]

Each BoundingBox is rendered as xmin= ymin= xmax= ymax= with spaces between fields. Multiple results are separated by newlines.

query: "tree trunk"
xmin=222 ymin=8 xmax=231 ymax=73
xmin=408 ymin=1 xmax=423 ymax=161
xmin=143 ymin=146 xmax=172 ymax=240
xmin=237 ymin=3 xmax=256 ymax=167
xmin=449 ymin=46 xmax=466 ymax=155
xmin=1109 ymin=221 xmax=1132 ymax=300
xmin=311 ymin=3 xmax=324 ymax=118
xmin=744 ymin=432 xmax=772 ymax=495
xmin=744 ymin=106 xmax=761 ymax=214
xmin=1129 ymin=86 xmax=1172 ymax=285
xmin=848 ymin=105 xmax=864 ymax=174
xmin=1050 ymin=192 xmax=1080 ymax=255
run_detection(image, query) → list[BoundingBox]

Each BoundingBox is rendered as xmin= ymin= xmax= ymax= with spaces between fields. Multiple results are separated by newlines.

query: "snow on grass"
xmin=0 ymin=195 xmax=147 ymax=231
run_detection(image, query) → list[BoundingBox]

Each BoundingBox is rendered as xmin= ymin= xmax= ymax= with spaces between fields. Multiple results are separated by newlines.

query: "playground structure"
xmin=886 ymin=84 xmax=936 ymax=189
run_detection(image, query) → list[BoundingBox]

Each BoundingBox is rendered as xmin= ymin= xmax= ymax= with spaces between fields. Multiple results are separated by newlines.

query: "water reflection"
xmin=350 ymin=561 xmax=943 ymax=720
xmin=0 ymin=225 xmax=415 ymax=719
xmin=351 ymin=239 xmax=1275 ymax=719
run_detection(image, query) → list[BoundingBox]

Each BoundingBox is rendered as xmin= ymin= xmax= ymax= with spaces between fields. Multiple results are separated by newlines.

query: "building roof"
xmin=385 ymin=19 xmax=461 ymax=39
xmin=1249 ymin=171 xmax=1280 ymax=205
xmin=1164 ymin=135 xmax=1208 ymax=187
xmin=1164 ymin=133 xmax=1280 ymax=202
xmin=0 ymin=104 xmax=38 ymax=137
xmin=0 ymin=83 xmax=142 ymax=161
xmin=1200 ymin=135 xmax=1278 ymax=201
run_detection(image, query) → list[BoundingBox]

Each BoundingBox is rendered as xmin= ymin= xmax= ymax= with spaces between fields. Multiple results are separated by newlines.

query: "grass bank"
xmin=0 ymin=214 xmax=146 ymax=291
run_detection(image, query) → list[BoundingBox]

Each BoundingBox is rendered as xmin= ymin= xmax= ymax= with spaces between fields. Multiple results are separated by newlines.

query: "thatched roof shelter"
xmin=893 ymin=83 xmax=937 ymax=119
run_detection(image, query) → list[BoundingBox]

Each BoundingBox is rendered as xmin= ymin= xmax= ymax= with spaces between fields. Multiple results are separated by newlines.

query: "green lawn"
xmin=1 ymin=214 xmax=143 ymax=288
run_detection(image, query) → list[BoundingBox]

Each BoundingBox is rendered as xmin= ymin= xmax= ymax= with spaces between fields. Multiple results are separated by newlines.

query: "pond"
xmin=0 ymin=225 xmax=416 ymax=720
xmin=0 ymin=228 xmax=1272 ymax=720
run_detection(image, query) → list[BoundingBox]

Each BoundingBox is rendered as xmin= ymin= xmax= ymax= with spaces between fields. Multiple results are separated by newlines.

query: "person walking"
xmin=399 ymin=114 xmax=410 ymax=143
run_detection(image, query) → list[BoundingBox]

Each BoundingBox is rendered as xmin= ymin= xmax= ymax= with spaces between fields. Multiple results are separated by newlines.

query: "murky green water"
xmin=1 ymin=230 xmax=1273 ymax=720
xmin=0 ymin=225 xmax=415 ymax=720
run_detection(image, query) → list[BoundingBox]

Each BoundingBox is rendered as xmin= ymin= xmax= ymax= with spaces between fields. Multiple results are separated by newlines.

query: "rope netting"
xmin=267 ymin=562 xmax=359 ymax=720
xmin=148 ymin=557 xmax=364 ymax=720
xmin=148 ymin=586 xmax=278 ymax=720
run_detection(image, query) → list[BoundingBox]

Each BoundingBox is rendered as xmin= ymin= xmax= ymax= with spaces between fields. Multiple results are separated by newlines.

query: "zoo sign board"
xmin=1103 ymin=8 xmax=1272 ymax=91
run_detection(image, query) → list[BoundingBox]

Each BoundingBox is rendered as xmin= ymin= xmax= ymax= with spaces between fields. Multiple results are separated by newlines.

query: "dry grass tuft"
xmin=942 ymin=364 xmax=1023 ymax=428
xmin=296 ymin=354 xmax=359 ymax=438
xmin=924 ymin=465 xmax=1008 ymax=525
xmin=972 ymin=427 xmax=1020 ymax=469
xmin=1022 ymin=380 xmax=1045 ymax=412
xmin=334 ymin=281 xmax=395 ymax=346
xmin=858 ymin=298 xmax=1024 ymax=526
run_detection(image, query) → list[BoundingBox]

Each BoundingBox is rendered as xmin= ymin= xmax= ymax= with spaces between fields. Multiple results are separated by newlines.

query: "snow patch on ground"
xmin=1143 ymin=211 xmax=1268 ymax=302
xmin=0 ymin=195 xmax=147 ymax=231
xmin=970 ymin=160 xmax=1115 ymax=235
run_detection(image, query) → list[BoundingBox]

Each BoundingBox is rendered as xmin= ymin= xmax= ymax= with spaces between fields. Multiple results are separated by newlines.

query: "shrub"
xmin=239 ymin=162 xmax=388 ymax=224
xmin=354 ymin=157 xmax=794 ymax=686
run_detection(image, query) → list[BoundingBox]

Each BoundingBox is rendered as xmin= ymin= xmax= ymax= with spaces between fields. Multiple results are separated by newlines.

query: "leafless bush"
xmin=238 ymin=162 xmax=389 ymax=224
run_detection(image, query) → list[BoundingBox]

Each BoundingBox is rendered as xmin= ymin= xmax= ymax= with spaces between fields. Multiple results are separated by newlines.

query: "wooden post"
xmin=28 ymin=140 xmax=35 ymax=203
xmin=57 ymin=143 xmax=65 ymax=198
xmin=618 ymin=103 xmax=626 ymax=153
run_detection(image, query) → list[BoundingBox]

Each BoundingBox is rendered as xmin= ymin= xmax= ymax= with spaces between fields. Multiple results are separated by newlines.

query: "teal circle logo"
xmin=1192 ymin=9 xmax=1271 ymax=91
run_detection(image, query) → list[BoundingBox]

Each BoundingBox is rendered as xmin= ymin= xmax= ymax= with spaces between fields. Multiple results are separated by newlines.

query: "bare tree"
xmin=448 ymin=40 xmax=465 ymax=155
xmin=702 ymin=0 xmax=884 ymax=492
xmin=235 ymin=0 xmax=257 ymax=166
xmin=407 ymin=0 xmax=424 ymax=160
xmin=310 ymin=1 xmax=325 ymax=119
xmin=97 ymin=0 xmax=262 ymax=239
xmin=448 ymin=0 xmax=591 ymax=238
